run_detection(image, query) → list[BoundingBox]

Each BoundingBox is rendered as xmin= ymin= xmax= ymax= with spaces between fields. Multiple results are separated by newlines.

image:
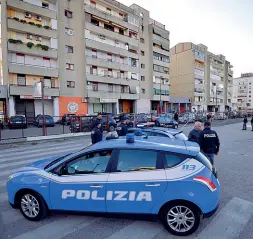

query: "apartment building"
xmin=170 ymin=42 xmax=234 ymax=112
xmin=1 ymin=0 xmax=59 ymax=119
xmin=0 ymin=0 xmax=171 ymax=118
xmin=234 ymin=73 xmax=253 ymax=110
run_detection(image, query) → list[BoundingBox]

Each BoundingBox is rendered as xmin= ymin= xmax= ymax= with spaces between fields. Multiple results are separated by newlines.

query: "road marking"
xmin=12 ymin=215 xmax=98 ymax=239
xmin=196 ymin=197 xmax=253 ymax=239
xmin=106 ymin=221 xmax=163 ymax=239
xmin=1 ymin=209 xmax=23 ymax=224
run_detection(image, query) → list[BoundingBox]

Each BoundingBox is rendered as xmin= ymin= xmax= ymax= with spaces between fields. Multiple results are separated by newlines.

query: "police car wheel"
xmin=162 ymin=202 xmax=200 ymax=236
xmin=19 ymin=191 xmax=48 ymax=221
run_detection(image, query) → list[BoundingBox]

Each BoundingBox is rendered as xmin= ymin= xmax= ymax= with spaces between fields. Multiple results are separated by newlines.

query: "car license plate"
xmin=16 ymin=121 xmax=21 ymax=123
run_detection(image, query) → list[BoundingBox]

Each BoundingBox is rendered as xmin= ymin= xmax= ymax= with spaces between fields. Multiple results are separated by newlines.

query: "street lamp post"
xmin=40 ymin=79 xmax=46 ymax=136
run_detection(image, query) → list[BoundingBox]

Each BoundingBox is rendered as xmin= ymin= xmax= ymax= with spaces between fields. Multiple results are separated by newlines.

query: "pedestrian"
xmin=116 ymin=117 xmax=128 ymax=136
xmin=251 ymin=115 xmax=253 ymax=131
xmin=126 ymin=117 xmax=134 ymax=128
xmin=206 ymin=113 xmax=212 ymax=123
xmin=243 ymin=115 xmax=248 ymax=130
xmin=91 ymin=121 xmax=103 ymax=144
xmin=151 ymin=114 xmax=160 ymax=127
xmin=91 ymin=112 xmax=103 ymax=133
xmin=174 ymin=112 xmax=179 ymax=122
xmin=198 ymin=121 xmax=220 ymax=165
xmin=188 ymin=121 xmax=202 ymax=143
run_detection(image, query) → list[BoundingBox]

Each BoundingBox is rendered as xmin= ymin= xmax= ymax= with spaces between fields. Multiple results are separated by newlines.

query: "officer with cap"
xmin=198 ymin=121 xmax=220 ymax=165
xmin=116 ymin=117 xmax=128 ymax=136
xmin=126 ymin=117 xmax=134 ymax=128
xmin=91 ymin=121 xmax=103 ymax=144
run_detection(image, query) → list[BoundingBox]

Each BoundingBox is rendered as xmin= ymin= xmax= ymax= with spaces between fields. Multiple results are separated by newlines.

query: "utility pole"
xmin=40 ymin=79 xmax=46 ymax=136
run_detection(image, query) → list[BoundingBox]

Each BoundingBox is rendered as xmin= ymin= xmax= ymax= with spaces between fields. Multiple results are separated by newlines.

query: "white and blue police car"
xmin=6 ymin=135 xmax=220 ymax=236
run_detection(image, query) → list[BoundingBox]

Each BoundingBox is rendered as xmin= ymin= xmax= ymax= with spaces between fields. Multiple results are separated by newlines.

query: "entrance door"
xmin=15 ymin=99 xmax=35 ymax=123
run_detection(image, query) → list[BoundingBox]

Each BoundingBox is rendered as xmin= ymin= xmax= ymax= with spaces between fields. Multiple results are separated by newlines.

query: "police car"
xmin=6 ymin=135 xmax=220 ymax=236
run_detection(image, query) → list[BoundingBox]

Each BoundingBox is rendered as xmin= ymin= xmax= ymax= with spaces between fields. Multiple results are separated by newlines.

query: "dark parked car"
xmin=33 ymin=115 xmax=55 ymax=127
xmin=157 ymin=116 xmax=179 ymax=128
xmin=8 ymin=116 xmax=27 ymax=129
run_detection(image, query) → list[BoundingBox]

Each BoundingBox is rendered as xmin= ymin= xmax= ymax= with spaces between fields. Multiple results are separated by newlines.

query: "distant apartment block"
xmin=234 ymin=73 xmax=253 ymax=111
xmin=0 ymin=0 xmax=171 ymax=118
xmin=170 ymin=42 xmax=234 ymax=112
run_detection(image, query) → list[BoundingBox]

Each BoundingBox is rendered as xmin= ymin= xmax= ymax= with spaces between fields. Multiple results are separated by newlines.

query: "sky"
xmin=120 ymin=0 xmax=253 ymax=77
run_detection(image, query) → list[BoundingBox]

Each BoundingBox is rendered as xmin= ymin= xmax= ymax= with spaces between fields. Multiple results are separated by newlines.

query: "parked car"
xmin=157 ymin=116 xmax=179 ymax=128
xmin=34 ymin=115 xmax=55 ymax=127
xmin=213 ymin=112 xmax=228 ymax=120
xmin=61 ymin=114 xmax=76 ymax=125
xmin=0 ymin=120 xmax=4 ymax=129
xmin=8 ymin=116 xmax=27 ymax=129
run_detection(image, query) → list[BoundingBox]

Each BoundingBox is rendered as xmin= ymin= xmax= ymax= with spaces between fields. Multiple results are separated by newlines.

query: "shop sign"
xmin=33 ymin=82 xmax=42 ymax=98
xmin=20 ymin=95 xmax=51 ymax=99
xmin=100 ymin=98 xmax=118 ymax=103
xmin=67 ymin=102 xmax=79 ymax=113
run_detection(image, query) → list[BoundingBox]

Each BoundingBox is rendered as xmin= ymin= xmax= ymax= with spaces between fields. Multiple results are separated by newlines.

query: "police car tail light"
xmin=193 ymin=176 xmax=217 ymax=192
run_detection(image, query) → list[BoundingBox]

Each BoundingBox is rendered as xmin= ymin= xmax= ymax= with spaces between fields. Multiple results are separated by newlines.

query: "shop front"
xmin=88 ymin=98 xmax=117 ymax=115
xmin=118 ymin=100 xmax=135 ymax=114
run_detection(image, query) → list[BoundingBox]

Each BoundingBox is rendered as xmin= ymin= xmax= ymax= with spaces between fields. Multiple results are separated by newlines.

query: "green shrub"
xmin=27 ymin=42 xmax=34 ymax=48
xmin=8 ymin=39 xmax=23 ymax=44
xmin=13 ymin=17 xmax=19 ymax=21
xmin=28 ymin=22 xmax=35 ymax=26
xmin=36 ymin=43 xmax=42 ymax=48
xmin=20 ymin=19 xmax=27 ymax=24
xmin=36 ymin=24 xmax=42 ymax=28
xmin=43 ymin=26 xmax=52 ymax=30
xmin=16 ymin=40 xmax=23 ymax=44
xmin=41 ymin=45 xmax=49 ymax=51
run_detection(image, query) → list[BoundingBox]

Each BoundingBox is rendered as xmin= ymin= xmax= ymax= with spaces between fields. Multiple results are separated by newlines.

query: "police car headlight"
xmin=8 ymin=175 xmax=14 ymax=181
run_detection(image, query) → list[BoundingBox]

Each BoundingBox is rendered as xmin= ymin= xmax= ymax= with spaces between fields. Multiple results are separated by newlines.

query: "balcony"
xmin=8 ymin=18 xmax=57 ymax=39
xmin=153 ymin=34 xmax=170 ymax=45
xmin=211 ymin=62 xmax=224 ymax=70
xmin=8 ymin=42 xmax=57 ymax=59
xmin=9 ymin=85 xmax=59 ymax=97
xmin=85 ymin=39 xmax=137 ymax=58
xmin=153 ymin=95 xmax=170 ymax=101
xmin=153 ymin=46 xmax=170 ymax=57
xmin=153 ymin=59 xmax=169 ymax=68
xmin=86 ymin=22 xmax=138 ymax=46
xmin=86 ymin=73 xmax=139 ymax=87
xmin=86 ymin=56 xmax=138 ymax=73
xmin=9 ymin=62 xmax=58 ymax=78
xmin=85 ymin=4 xmax=138 ymax=32
xmin=153 ymin=71 xmax=169 ymax=79
xmin=7 ymin=0 xmax=57 ymax=19
xmin=87 ymin=90 xmax=139 ymax=100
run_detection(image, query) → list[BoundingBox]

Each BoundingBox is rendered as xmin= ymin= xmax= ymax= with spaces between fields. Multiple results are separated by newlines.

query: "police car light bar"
xmin=193 ymin=176 xmax=217 ymax=192
xmin=126 ymin=133 xmax=135 ymax=143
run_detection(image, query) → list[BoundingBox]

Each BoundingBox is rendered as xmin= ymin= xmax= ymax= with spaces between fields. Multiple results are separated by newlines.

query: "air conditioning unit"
xmin=25 ymin=12 xmax=32 ymax=18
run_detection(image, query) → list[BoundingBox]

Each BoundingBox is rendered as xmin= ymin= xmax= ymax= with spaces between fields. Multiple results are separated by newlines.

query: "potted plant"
xmin=28 ymin=22 xmax=35 ymax=26
xmin=43 ymin=26 xmax=52 ymax=30
xmin=41 ymin=45 xmax=49 ymax=51
xmin=36 ymin=43 xmax=42 ymax=49
xmin=16 ymin=40 xmax=23 ymax=44
xmin=13 ymin=17 xmax=19 ymax=21
xmin=27 ymin=42 xmax=34 ymax=48
xmin=36 ymin=24 xmax=42 ymax=28
xmin=20 ymin=19 xmax=27 ymax=24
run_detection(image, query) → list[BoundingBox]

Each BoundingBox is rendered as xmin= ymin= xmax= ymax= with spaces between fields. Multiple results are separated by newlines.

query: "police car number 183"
xmin=6 ymin=135 xmax=220 ymax=236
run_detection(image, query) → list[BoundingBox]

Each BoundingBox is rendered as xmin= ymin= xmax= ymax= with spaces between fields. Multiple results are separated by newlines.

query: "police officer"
xmin=116 ymin=117 xmax=128 ymax=136
xmin=91 ymin=121 xmax=103 ymax=144
xmin=151 ymin=115 xmax=160 ymax=127
xmin=198 ymin=121 xmax=220 ymax=165
xmin=126 ymin=117 xmax=134 ymax=128
xmin=91 ymin=112 xmax=103 ymax=133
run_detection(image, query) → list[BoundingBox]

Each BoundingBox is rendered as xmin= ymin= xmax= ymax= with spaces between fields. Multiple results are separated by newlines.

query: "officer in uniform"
xmin=198 ymin=121 xmax=220 ymax=165
xmin=151 ymin=115 xmax=160 ymax=127
xmin=126 ymin=117 xmax=134 ymax=128
xmin=91 ymin=112 xmax=103 ymax=133
xmin=116 ymin=117 xmax=128 ymax=136
xmin=91 ymin=121 xmax=103 ymax=144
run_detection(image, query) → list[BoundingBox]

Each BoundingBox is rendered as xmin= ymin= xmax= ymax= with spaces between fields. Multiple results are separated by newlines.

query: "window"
xmin=42 ymin=2 xmax=49 ymax=9
xmin=64 ymin=150 xmax=112 ymax=175
xmin=141 ymin=64 xmax=145 ymax=69
xmin=67 ymin=81 xmax=75 ymax=88
xmin=36 ymin=15 xmax=42 ymax=21
xmin=35 ymin=35 xmax=42 ymax=42
xmin=141 ymin=76 xmax=145 ymax=81
xmin=116 ymin=149 xmax=157 ymax=172
xmin=26 ymin=34 xmax=33 ymax=40
xmin=65 ymin=10 xmax=73 ymax=18
xmin=107 ymin=53 xmax=112 ymax=62
xmin=92 ymin=82 xmax=98 ymax=91
xmin=141 ymin=51 xmax=145 ymax=56
xmin=120 ymin=56 xmax=124 ymax=64
xmin=65 ymin=45 xmax=73 ymax=53
xmin=66 ymin=63 xmax=74 ymax=70
xmin=141 ymin=88 xmax=145 ymax=94
xmin=140 ymin=38 xmax=144 ymax=43
xmin=65 ymin=27 xmax=73 ymax=35
xmin=164 ymin=153 xmax=183 ymax=168
xmin=92 ymin=50 xmax=97 ymax=58
xmin=91 ymin=66 xmax=97 ymax=75
xmin=91 ymin=18 xmax=99 ymax=26
xmin=17 ymin=74 xmax=26 ymax=86
xmin=106 ymin=7 xmax=111 ymax=15
xmin=104 ymin=24 xmax=114 ymax=32
xmin=119 ymin=29 xmax=124 ymax=35
xmin=121 ymin=85 xmax=125 ymax=93
xmin=108 ymin=84 xmax=113 ymax=92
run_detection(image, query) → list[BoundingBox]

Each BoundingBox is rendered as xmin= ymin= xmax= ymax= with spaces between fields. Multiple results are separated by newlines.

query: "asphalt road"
xmin=0 ymin=122 xmax=253 ymax=239
xmin=0 ymin=118 xmax=244 ymax=140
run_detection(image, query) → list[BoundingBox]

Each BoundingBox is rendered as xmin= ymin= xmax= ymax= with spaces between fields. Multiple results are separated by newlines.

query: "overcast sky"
xmin=120 ymin=0 xmax=253 ymax=77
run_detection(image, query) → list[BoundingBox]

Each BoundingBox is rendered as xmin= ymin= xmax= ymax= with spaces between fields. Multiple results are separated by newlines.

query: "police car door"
xmin=49 ymin=149 xmax=113 ymax=212
xmin=106 ymin=149 xmax=167 ymax=214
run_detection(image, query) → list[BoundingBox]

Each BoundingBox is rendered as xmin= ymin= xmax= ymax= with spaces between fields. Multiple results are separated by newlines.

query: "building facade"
xmin=0 ymin=0 xmax=172 ymax=118
xmin=234 ymin=73 xmax=253 ymax=111
xmin=170 ymin=42 xmax=234 ymax=113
